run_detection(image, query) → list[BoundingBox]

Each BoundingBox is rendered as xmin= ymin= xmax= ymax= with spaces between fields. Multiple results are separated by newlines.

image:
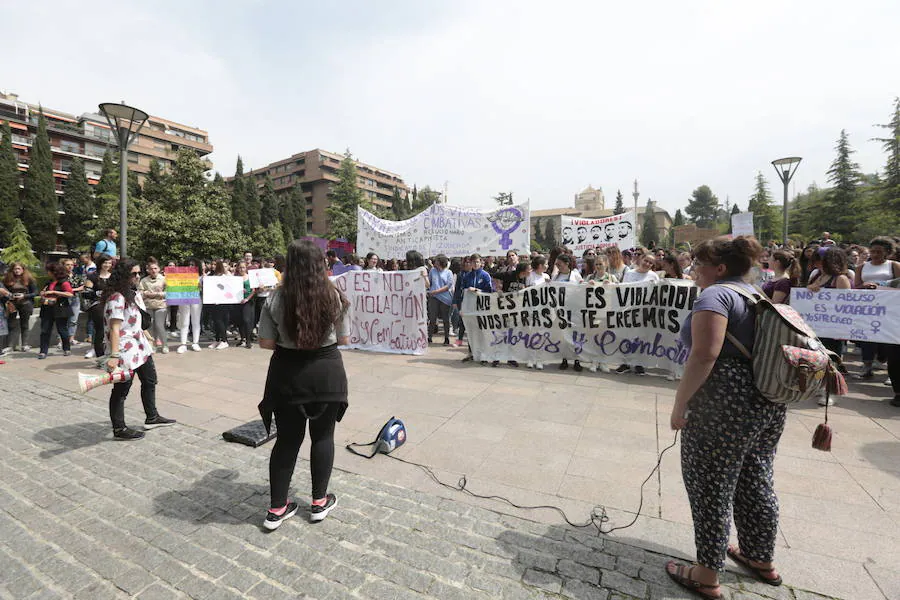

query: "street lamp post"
xmin=98 ymin=102 xmax=149 ymax=259
xmin=771 ymin=157 xmax=802 ymax=248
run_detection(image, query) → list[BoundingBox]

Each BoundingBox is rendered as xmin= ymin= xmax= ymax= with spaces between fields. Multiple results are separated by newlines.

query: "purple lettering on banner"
xmin=333 ymin=270 xmax=427 ymax=355
xmin=461 ymin=280 xmax=697 ymax=369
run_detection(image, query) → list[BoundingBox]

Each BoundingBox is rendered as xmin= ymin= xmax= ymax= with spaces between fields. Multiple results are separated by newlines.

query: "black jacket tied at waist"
xmin=258 ymin=343 xmax=348 ymax=434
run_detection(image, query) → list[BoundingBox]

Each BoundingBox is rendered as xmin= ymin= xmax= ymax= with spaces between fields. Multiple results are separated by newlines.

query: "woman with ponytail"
xmin=257 ymin=240 xmax=350 ymax=530
xmin=762 ymin=250 xmax=799 ymax=304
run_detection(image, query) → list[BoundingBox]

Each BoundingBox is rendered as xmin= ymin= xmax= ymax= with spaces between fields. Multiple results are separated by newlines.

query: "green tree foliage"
xmin=250 ymin=223 xmax=287 ymax=258
xmin=245 ymin=175 xmax=261 ymax=233
xmin=325 ymin=150 xmax=370 ymax=243
xmin=131 ymin=150 xmax=246 ymax=262
xmin=413 ymin=186 xmax=440 ymax=212
xmin=1 ymin=218 xmax=40 ymax=268
xmin=21 ymin=110 xmax=58 ymax=252
xmin=613 ymin=190 xmax=625 ymax=215
xmin=128 ymin=170 xmax=142 ymax=200
xmin=748 ymin=172 xmax=780 ymax=243
xmin=672 ymin=209 xmax=685 ymax=227
xmin=390 ymin=187 xmax=408 ymax=220
xmin=61 ymin=159 xmax=94 ymax=251
xmin=93 ymin=149 xmax=126 ymax=233
xmin=279 ymin=191 xmax=297 ymax=248
xmin=824 ymin=129 xmax=863 ymax=233
xmin=640 ymin=202 xmax=659 ymax=248
xmin=543 ymin=219 xmax=557 ymax=247
xmin=289 ymin=184 xmax=307 ymax=238
xmin=685 ymin=185 xmax=719 ymax=228
xmin=0 ymin=122 xmax=20 ymax=246
xmin=874 ymin=97 xmax=900 ymax=210
xmin=260 ymin=175 xmax=279 ymax=228
xmin=230 ymin=157 xmax=249 ymax=233
xmin=493 ymin=191 xmax=513 ymax=206
xmin=143 ymin=158 xmax=169 ymax=205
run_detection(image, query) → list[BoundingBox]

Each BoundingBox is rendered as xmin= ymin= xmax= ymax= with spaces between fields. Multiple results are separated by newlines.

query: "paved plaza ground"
xmin=1 ymin=338 xmax=898 ymax=599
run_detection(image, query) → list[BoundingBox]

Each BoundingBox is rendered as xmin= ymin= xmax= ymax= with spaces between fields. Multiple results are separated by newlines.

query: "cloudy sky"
xmin=3 ymin=0 xmax=898 ymax=216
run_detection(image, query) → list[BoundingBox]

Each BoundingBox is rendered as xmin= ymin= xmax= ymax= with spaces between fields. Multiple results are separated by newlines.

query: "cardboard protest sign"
xmin=560 ymin=211 xmax=635 ymax=253
xmin=164 ymin=267 xmax=200 ymax=305
xmin=731 ymin=212 xmax=754 ymax=238
xmin=461 ymin=279 xmax=698 ymax=369
xmin=202 ymin=276 xmax=244 ymax=305
xmin=248 ymin=268 xmax=278 ymax=289
xmin=791 ymin=288 xmax=900 ymax=344
xmin=356 ymin=202 xmax=530 ymax=259
xmin=331 ymin=270 xmax=428 ymax=355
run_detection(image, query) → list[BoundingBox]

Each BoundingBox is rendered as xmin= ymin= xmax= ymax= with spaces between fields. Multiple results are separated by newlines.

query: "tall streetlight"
xmin=771 ymin=157 xmax=801 ymax=247
xmin=98 ymin=102 xmax=148 ymax=259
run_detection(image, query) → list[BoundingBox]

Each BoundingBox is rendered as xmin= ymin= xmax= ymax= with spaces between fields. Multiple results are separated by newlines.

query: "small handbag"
xmin=5 ymin=300 xmax=15 ymax=315
xmin=811 ymin=365 xmax=845 ymax=452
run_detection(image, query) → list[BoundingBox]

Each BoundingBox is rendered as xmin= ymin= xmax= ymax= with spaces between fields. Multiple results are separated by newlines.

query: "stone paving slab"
xmin=0 ymin=374 xmax=845 ymax=600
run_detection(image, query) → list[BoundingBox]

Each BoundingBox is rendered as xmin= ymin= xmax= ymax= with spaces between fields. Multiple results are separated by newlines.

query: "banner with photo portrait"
xmin=357 ymin=202 xmax=531 ymax=259
xmin=560 ymin=211 xmax=635 ymax=253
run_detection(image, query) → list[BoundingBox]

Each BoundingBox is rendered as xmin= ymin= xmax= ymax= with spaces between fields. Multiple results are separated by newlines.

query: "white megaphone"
xmin=78 ymin=370 xmax=132 ymax=394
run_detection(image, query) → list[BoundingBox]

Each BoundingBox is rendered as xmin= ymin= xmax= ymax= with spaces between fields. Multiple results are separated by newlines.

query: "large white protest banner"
xmin=560 ymin=211 xmax=635 ymax=253
xmin=332 ymin=270 xmax=428 ymax=355
xmin=357 ymin=202 xmax=530 ymax=259
xmin=202 ymin=276 xmax=243 ymax=304
xmin=791 ymin=288 xmax=900 ymax=344
xmin=461 ymin=280 xmax=698 ymax=369
xmin=731 ymin=212 xmax=754 ymax=238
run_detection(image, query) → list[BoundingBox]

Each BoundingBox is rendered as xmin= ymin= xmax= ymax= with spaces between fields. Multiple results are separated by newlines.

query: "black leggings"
xmin=211 ymin=305 xmax=229 ymax=342
xmin=91 ymin=307 xmax=105 ymax=357
xmin=269 ymin=402 xmax=340 ymax=507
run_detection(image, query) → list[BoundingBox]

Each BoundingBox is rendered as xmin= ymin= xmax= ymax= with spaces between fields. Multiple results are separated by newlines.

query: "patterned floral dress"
xmin=104 ymin=292 xmax=152 ymax=371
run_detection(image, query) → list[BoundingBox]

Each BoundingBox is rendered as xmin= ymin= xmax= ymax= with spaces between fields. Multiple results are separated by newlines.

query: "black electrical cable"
xmin=372 ymin=430 xmax=680 ymax=536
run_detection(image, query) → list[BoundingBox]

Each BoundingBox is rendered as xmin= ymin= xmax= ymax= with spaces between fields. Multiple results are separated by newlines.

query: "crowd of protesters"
xmin=0 ymin=231 xmax=897 ymax=408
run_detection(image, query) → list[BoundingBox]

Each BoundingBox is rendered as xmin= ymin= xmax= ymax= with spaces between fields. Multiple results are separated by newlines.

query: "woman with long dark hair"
xmin=208 ymin=260 xmax=231 ymax=349
xmin=84 ymin=254 xmax=114 ymax=360
xmin=37 ymin=263 xmax=74 ymax=359
xmin=103 ymin=260 xmax=175 ymax=440
xmin=257 ymin=240 xmax=350 ymax=530
xmin=3 ymin=262 xmax=37 ymax=352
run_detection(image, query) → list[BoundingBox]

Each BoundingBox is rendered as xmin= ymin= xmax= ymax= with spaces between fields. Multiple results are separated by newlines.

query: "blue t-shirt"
xmin=680 ymin=280 xmax=755 ymax=358
xmin=428 ymin=267 xmax=454 ymax=306
xmin=94 ymin=239 xmax=117 ymax=257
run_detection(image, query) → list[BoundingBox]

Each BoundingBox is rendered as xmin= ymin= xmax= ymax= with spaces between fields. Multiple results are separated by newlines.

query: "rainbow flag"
xmin=164 ymin=267 xmax=201 ymax=305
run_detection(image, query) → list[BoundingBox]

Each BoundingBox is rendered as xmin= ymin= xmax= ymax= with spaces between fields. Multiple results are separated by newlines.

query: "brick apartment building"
xmin=0 ymin=90 xmax=212 ymax=249
xmin=239 ymin=148 xmax=408 ymax=237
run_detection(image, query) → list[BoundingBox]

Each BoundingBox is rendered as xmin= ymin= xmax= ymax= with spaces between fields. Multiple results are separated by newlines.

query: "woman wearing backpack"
xmin=666 ymin=236 xmax=784 ymax=599
xmin=257 ymin=240 xmax=350 ymax=530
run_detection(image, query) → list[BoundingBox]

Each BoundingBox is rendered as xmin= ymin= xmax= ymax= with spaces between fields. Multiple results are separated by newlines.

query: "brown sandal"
xmin=665 ymin=561 xmax=722 ymax=599
xmin=727 ymin=545 xmax=783 ymax=586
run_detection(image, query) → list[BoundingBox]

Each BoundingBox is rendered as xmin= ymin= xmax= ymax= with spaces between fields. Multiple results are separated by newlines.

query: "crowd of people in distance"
xmin=2 ymin=230 xmax=897 ymax=410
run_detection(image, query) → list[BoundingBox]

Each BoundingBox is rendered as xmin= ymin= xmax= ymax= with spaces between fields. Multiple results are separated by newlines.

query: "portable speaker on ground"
xmin=222 ymin=420 xmax=277 ymax=447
